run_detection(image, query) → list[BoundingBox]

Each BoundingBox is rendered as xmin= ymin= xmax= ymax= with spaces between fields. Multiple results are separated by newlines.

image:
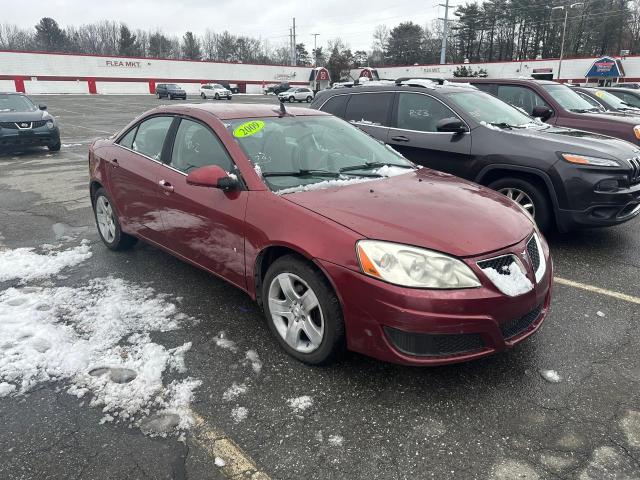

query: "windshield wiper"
xmin=261 ymin=169 xmax=341 ymax=178
xmin=489 ymin=122 xmax=525 ymax=129
xmin=570 ymin=108 xmax=600 ymax=113
xmin=339 ymin=162 xmax=413 ymax=173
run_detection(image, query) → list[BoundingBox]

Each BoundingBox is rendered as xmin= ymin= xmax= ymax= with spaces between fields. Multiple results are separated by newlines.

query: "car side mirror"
xmin=531 ymin=106 xmax=553 ymax=121
xmin=38 ymin=104 xmax=47 ymax=111
xmin=186 ymin=165 xmax=239 ymax=191
xmin=436 ymin=117 xmax=468 ymax=133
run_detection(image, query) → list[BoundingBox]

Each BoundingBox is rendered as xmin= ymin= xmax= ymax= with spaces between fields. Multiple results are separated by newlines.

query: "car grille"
xmin=384 ymin=327 xmax=485 ymax=357
xmin=0 ymin=122 xmax=19 ymax=129
xmin=629 ymin=157 xmax=640 ymax=185
xmin=0 ymin=121 xmax=46 ymax=129
xmin=500 ymin=303 xmax=543 ymax=339
xmin=526 ymin=236 xmax=541 ymax=272
xmin=477 ymin=254 xmax=517 ymax=275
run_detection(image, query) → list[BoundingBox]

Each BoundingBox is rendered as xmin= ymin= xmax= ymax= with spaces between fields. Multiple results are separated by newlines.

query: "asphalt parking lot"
xmin=1 ymin=94 xmax=640 ymax=480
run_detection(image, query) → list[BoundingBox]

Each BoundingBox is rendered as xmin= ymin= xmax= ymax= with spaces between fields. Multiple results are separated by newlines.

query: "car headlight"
xmin=46 ymin=119 xmax=55 ymax=129
xmin=356 ymin=240 xmax=481 ymax=289
xmin=634 ymin=125 xmax=640 ymax=140
xmin=560 ymin=153 xmax=620 ymax=167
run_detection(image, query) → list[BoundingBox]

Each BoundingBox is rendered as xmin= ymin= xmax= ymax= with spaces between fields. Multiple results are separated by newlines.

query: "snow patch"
xmin=223 ymin=382 xmax=247 ymax=401
xmin=215 ymin=457 xmax=226 ymax=467
xmin=596 ymin=311 xmax=605 ymax=318
xmin=328 ymin=434 xmax=344 ymax=446
xmin=277 ymin=177 xmax=379 ymax=195
xmin=244 ymin=350 xmax=262 ymax=374
xmin=0 ymin=240 xmax=92 ymax=282
xmin=374 ymin=165 xmax=413 ymax=177
xmin=212 ymin=331 xmax=237 ymax=352
xmin=481 ymin=262 xmax=533 ymax=297
xmin=231 ymin=406 xmax=248 ymax=423
xmin=288 ymin=395 xmax=313 ymax=413
xmin=0 ymin=381 xmax=16 ymax=397
xmin=539 ymin=369 xmax=562 ymax=383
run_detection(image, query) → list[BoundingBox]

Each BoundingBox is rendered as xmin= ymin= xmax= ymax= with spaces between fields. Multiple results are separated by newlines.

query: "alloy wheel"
xmin=95 ymin=196 xmax=116 ymax=243
xmin=499 ymin=187 xmax=535 ymax=218
xmin=268 ymin=273 xmax=324 ymax=353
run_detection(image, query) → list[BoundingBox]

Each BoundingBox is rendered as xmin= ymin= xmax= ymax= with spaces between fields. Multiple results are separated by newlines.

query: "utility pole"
xmin=292 ymin=18 xmax=297 ymax=66
xmin=289 ymin=28 xmax=293 ymax=66
xmin=439 ymin=0 xmax=451 ymax=65
xmin=552 ymin=2 xmax=583 ymax=81
xmin=312 ymin=33 xmax=320 ymax=66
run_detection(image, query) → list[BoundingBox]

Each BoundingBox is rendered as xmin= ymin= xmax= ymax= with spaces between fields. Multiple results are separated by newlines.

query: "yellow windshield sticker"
xmin=595 ymin=90 xmax=605 ymax=98
xmin=233 ymin=120 xmax=265 ymax=138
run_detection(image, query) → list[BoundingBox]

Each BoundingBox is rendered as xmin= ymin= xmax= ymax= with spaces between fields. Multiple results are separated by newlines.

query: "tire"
xmin=214 ymin=93 xmax=220 ymax=100
xmin=262 ymin=255 xmax=345 ymax=365
xmin=306 ymin=96 xmax=312 ymax=103
xmin=92 ymin=188 xmax=137 ymax=251
xmin=156 ymin=92 xmax=161 ymax=99
xmin=201 ymin=92 xmax=206 ymax=99
xmin=289 ymin=96 xmax=295 ymax=103
xmin=48 ymin=140 xmax=61 ymax=152
xmin=487 ymin=177 xmax=552 ymax=232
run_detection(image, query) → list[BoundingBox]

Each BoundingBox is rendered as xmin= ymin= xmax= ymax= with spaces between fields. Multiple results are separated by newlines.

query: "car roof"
xmin=319 ymin=83 xmax=475 ymax=96
xmin=453 ymin=77 xmax=558 ymax=85
xmin=154 ymin=103 xmax=329 ymax=120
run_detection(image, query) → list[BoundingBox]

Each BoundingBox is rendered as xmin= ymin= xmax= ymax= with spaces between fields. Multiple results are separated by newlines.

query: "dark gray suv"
xmin=311 ymin=80 xmax=640 ymax=232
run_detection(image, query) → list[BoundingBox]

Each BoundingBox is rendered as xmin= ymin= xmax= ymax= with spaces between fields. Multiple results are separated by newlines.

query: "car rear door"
xmin=343 ymin=91 xmax=394 ymax=142
xmin=155 ymin=116 xmax=248 ymax=289
xmin=386 ymin=92 xmax=472 ymax=177
xmin=106 ymin=115 xmax=175 ymax=244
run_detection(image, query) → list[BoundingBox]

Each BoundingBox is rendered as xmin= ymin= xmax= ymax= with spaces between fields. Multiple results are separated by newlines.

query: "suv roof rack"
xmin=395 ymin=77 xmax=446 ymax=85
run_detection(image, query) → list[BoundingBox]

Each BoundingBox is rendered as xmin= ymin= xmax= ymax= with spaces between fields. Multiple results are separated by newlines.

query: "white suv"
xmin=277 ymin=87 xmax=315 ymax=103
xmin=200 ymin=84 xmax=232 ymax=100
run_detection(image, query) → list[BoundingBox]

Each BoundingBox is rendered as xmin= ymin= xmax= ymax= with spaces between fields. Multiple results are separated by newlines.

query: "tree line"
xmin=1 ymin=5 xmax=639 ymax=82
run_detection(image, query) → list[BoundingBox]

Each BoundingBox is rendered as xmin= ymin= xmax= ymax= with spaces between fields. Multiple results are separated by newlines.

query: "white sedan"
xmin=277 ymin=87 xmax=315 ymax=103
xmin=200 ymin=84 xmax=232 ymax=100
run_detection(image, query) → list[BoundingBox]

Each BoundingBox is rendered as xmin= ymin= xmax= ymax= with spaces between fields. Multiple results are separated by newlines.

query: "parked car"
xmin=88 ymin=103 xmax=551 ymax=366
xmin=311 ymin=80 xmax=640 ymax=232
xmin=200 ymin=83 xmax=232 ymax=100
xmin=264 ymin=82 xmax=291 ymax=95
xmin=570 ymin=86 xmax=640 ymax=114
xmin=0 ymin=92 xmax=60 ymax=152
xmin=456 ymin=78 xmax=640 ymax=146
xmin=220 ymin=82 xmax=240 ymax=94
xmin=611 ymin=82 xmax=640 ymax=90
xmin=155 ymin=84 xmax=187 ymax=100
xmin=277 ymin=87 xmax=315 ymax=103
xmin=602 ymin=88 xmax=640 ymax=109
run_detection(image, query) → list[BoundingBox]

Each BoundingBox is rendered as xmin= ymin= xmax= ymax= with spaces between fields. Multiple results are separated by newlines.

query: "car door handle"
xmin=158 ymin=179 xmax=174 ymax=192
xmin=391 ymin=135 xmax=410 ymax=142
xmin=110 ymin=158 xmax=119 ymax=168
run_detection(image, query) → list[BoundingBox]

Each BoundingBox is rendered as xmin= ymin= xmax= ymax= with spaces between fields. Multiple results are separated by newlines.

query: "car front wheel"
xmin=263 ymin=255 xmax=345 ymax=365
xmin=156 ymin=92 xmax=161 ymax=99
xmin=214 ymin=93 xmax=220 ymax=100
xmin=93 ymin=188 xmax=137 ymax=251
xmin=48 ymin=140 xmax=61 ymax=151
xmin=289 ymin=96 xmax=295 ymax=103
xmin=488 ymin=177 xmax=552 ymax=232
xmin=201 ymin=92 xmax=206 ymax=99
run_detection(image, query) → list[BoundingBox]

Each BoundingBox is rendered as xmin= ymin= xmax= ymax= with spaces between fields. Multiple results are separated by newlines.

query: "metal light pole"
xmin=439 ymin=0 xmax=450 ymax=65
xmin=312 ymin=33 xmax=320 ymax=66
xmin=552 ymin=2 xmax=583 ymax=81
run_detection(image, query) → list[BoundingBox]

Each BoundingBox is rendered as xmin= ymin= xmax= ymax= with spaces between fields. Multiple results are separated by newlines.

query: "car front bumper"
xmin=0 ymin=127 xmax=60 ymax=150
xmin=317 ymin=235 xmax=553 ymax=366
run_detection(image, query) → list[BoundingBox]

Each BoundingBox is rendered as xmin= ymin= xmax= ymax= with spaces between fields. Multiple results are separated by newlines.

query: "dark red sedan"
xmin=89 ymin=103 xmax=552 ymax=366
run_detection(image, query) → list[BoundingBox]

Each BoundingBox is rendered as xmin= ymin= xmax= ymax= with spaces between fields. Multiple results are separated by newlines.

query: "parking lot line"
xmin=60 ymin=122 xmax=114 ymax=134
xmin=555 ymin=276 xmax=640 ymax=305
xmin=191 ymin=412 xmax=271 ymax=479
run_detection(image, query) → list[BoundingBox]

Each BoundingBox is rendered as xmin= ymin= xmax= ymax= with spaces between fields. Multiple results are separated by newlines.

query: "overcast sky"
xmin=1 ymin=0 xmax=444 ymax=52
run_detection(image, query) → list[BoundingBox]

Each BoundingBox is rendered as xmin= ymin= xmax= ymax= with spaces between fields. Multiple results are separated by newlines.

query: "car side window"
xmin=320 ymin=95 xmax=348 ymax=118
xmin=497 ymin=85 xmax=549 ymax=115
xmin=170 ymin=118 xmax=233 ymax=174
xmin=118 ymin=127 xmax=137 ymax=149
xmin=344 ymin=93 xmax=394 ymax=126
xmin=474 ymin=83 xmax=494 ymax=93
xmin=622 ymin=92 xmax=640 ymax=108
xmin=396 ymin=93 xmax=461 ymax=132
xmin=132 ymin=116 xmax=173 ymax=161
xmin=576 ymin=92 xmax=603 ymax=109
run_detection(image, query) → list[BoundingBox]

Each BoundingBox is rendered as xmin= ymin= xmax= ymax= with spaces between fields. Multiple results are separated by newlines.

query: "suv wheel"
xmin=488 ymin=177 xmax=552 ymax=232
xmin=263 ymin=255 xmax=345 ymax=365
xmin=200 ymin=92 xmax=206 ymax=99
xmin=92 ymin=188 xmax=137 ymax=251
xmin=214 ymin=93 xmax=220 ymax=100
xmin=156 ymin=92 xmax=161 ymax=99
xmin=167 ymin=94 xmax=173 ymax=100
xmin=289 ymin=96 xmax=295 ymax=103
xmin=306 ymin=96 xmax=313 ymax=102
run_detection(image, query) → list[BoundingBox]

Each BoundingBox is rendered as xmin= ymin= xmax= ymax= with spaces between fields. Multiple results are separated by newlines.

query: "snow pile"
xmin=374 ymin=165 xmax=413 ymax=177
xmin=288 ymin=395 xmax=313 ymax=413
xmin=0 ymin=240 xmax=92 ymax=282
xmin=481 ymin=262 xmax=533 ymax=297
xmin=231 ymin=406 xmax=248 ymax=423
xmin=539 ymin=369 xmax=562 ymax=383
xmin=277 ymin=177 xmax=380 ymax=195
xmin=479 ymin=121 xmax=503 ymax=131
xmin=223 ymin=382 xmax=247 ymax=401
xmin=0 ymin=270 xmax=200 ymax=435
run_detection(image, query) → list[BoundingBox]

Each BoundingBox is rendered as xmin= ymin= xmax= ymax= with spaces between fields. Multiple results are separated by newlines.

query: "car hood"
xmin=282 ymin=168 xmax=534 ymax=258
xmin=492 ymin=124 xmax=640 ymax=159
xmin=578 ymin=111 xmax=640 ymax=125
xmin=0 ymin=110 xmax=47 ymax=122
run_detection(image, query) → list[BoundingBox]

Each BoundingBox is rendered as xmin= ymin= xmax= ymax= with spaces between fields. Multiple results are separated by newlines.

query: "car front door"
xmin=106 ymin=115 xmax=174 ymax=244
xmin=156 ymin=116 xmax=248 ymax=289
xmin=343 ymin=92 xmax=394 ymax=141
xmin=386 ymin=92 xmax=472 ymax=177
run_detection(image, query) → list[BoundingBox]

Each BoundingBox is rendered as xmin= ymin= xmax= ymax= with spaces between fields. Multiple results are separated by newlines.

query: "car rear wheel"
xmin=289 ymin=96 xmax=295 ymax=103
xmin=306 ymin=96 xmax=312 ymax=102
xmin=263 ymin=255 xmax=345 ymax=365
xmin=201 ymin=92 xmax=206 ymax=99
xmin=488 ymin=177 xmax=552 ymax=232
xmin=156 ymin=92 xmax=161 ymax=99
xmin=93 ymin=188 xmax=137 ymax=251
xmin=168 ymin=94 xmax=173 ymax=100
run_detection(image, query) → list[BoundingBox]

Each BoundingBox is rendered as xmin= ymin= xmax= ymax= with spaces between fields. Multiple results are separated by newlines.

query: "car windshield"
xmin=589 ymin=89 xmax=636 ymax=110
xmin=0 ymin=94 xmax=37 ymax=112
xmin=213 ymin=84 xmax=224 ymax=89
xmin=445 ymin=90 xmax=539 ymax=128
xmin=541 ymin=83 xmax=599 ymax=112
xmin=167 ymin=84 xmax=180 ymax=90
xmin=227 ymin=115 xmax=415 ymax=193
